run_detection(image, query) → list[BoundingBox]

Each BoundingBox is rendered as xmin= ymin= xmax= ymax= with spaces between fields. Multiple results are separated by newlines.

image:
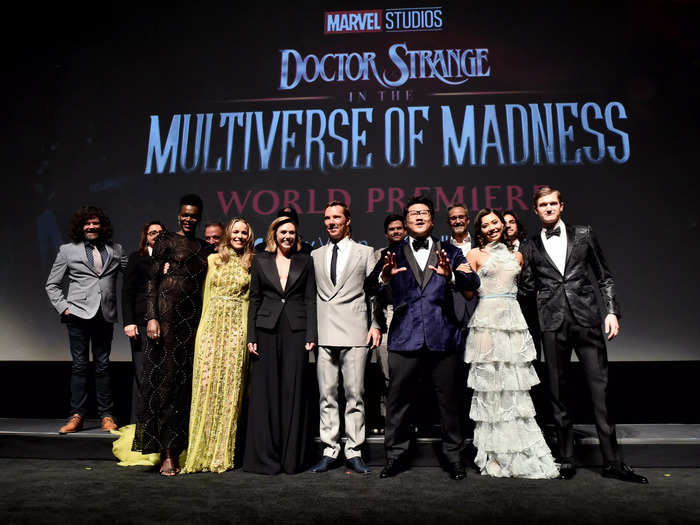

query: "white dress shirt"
xmin=326 ymin=236 xmax=352 ymax=282
xmin=512 ymin=238 xmax=520 ymax=251
xmin=541 ymin=219 xmax=567 ymax=275
xmin=408 ymin=235 xmax=433 ymax=270
xmin=450 ymin=234 xmax=471 ymax=258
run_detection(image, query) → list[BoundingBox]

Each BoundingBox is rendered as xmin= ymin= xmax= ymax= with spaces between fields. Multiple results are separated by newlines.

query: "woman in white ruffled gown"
xmin=462 ymin=209 xmax=558 ymax=479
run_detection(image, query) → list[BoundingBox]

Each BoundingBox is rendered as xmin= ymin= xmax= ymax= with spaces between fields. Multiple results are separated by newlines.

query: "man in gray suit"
xmin=46 ymin=206 xmax=127 ymax=433
xmin=310 ymin=201 xmax=381 ymax=474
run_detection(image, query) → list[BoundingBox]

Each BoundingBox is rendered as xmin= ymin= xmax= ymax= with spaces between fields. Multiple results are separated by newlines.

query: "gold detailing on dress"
xmin=181 ymin=253 xmax=251 ymax=474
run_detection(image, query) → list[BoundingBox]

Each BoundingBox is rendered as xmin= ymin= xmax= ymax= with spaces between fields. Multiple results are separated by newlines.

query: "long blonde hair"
xmin=265 ymin=216 xmax=301 ymax=253
xmin=217 ymin=217 xmax=255 ymax=270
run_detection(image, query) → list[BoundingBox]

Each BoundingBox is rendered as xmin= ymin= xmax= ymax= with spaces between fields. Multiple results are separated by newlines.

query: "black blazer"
xmin=121 ymin=250 xmax=154 ymax=327
xmin=246 ymin=252 xmax=318 ymax=344
xmin=519 ymin=224 xmax=621 ymax=331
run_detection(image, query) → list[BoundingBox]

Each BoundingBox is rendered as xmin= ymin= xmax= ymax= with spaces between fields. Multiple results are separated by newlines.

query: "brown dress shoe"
xmin=101 ymin=416 xmax=117 ymax=431
xmin=59 ymin=414 xmax=83 ymax=434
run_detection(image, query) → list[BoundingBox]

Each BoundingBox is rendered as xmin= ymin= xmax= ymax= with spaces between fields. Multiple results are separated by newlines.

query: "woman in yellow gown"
xmin=181 ymin=218 xmax=254 ymax=473
xmin=113 ymin=218 xmax=254 ymax=474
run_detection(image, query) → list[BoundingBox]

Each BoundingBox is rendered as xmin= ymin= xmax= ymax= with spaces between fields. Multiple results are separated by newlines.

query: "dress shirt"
xmin=326 ymin=236 xmax=353 ymax=282
xmin=541 ymin=219 xmax=567 ymax=275
xmin=147 ymin=246 xmax=153 ymax=256
xmin=408 ymin=235 xmax=433 ymax=270
xmin=512 ymin=239 xmax=520 ymax=251
xmin=450 ymin=234 xmax=471 ymax=258
xmin=84 ymin=241 xmax=108 ymax=271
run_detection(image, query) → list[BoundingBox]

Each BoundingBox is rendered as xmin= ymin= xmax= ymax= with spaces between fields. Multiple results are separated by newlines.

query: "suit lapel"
xmin=335 ymin=240 xmax=361 ymax=290
xmin=316 ymin=244 xmax=335 ymax=294
xmin=563 ymin=224 xmax=575 ymax=273
xmin=285 ymin=254 xmax=304 ymax=294
xmin=402 ymin=242 xmax=422 ymax=287
xmin=421 ymin=239 xmax=439 ymax=291
xmin=260 ymin=254 xmax=284 ymax=295
xmin=100 ymin=244 xmax=113 ymax=275
xmin=532 ymin=234 xmax=561 ymax=275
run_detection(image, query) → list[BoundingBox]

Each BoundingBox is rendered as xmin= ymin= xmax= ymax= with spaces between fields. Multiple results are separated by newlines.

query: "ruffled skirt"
xmin=466 ymin=325 xmax=558 ymax=479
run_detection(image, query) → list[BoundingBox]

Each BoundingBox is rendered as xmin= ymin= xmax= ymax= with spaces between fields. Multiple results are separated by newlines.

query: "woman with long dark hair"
xmin=182 ymin=218 xmax=255 ymax=474
xmin=462 ymin=208 xmax=558 ymax=479
xmin=122 ymin=220 xmax=165 ymax=423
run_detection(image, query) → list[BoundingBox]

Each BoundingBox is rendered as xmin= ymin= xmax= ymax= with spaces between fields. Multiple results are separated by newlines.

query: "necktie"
xmin=330 ymin=243 xmax=338 ymax=285
xmin=92 ymin=245 xmax=103 ymax=273
xmin=412 ymin=238 xmax=429 ymax=251
xmin=545 ymin=226 xmax=561 ymax=239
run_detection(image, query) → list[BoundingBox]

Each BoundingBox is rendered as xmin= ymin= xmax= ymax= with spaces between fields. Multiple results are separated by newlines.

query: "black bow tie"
xmin=412 ymin=238 xmax=429 ymax=251
xmin=545 ymin=226 xmax=561 ymax=239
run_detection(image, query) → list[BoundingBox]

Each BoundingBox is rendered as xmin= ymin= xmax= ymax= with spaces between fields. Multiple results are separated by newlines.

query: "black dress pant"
xmin=66 ymin=310 xmax=114 ymax=417
xmin=243 ymin=313 xmax=313 ymax=474
xmin=385 ymin=349 xmax=465 ymax=463
xmin=541 ymin=307 xmax=619 ymax=465
xmin=128 ymin=325 xmax=147 ymax=423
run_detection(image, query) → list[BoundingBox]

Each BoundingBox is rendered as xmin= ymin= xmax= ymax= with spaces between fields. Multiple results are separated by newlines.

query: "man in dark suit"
xmin=519 ymin=186 xmax=647 ymax=484
xmin=46 ymin=206 xmax=127 ymax=433
xmin=365 ymin=196 xmax=480 ymax=480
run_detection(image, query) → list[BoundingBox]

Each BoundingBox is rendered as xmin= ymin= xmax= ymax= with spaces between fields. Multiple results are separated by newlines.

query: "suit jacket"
xmin=46 ymin=241 xmax=127 ymax=323
xmin=312 ymin=239 xmax=379 ymax=347
xmin=365 ymin=238 xmax=480 ymax=352
xmin=121 ymin=250 xmax=155 ymax=327
xmin=246 ymin=251 xmax=318 ymax=344
xmin=519 ymin=224 xmax=621 ymax=331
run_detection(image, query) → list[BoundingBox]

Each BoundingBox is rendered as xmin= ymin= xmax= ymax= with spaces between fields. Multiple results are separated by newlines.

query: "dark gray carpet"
xmin=1 ymin=459 xmax=699 ymax=525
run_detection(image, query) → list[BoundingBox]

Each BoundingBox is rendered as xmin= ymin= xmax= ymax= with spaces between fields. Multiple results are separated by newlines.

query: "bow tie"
xmin=412 ymin=238 xmax=429 ymax=251
xmin=545 ymin=226 xmax=561 ymax=239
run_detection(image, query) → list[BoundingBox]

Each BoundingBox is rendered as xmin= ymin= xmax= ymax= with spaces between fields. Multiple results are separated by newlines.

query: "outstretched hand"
xmin=380 ymin=251 xmax=407 ymax=282
xmin=428 ymin=249 xmax=452 ymax=278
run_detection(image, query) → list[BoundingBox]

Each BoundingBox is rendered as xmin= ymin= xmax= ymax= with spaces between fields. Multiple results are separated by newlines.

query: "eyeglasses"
xmin=407 ymin=210 xmax=431 ymax=218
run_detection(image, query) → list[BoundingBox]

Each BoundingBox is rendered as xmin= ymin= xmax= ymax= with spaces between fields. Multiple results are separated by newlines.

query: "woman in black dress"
xmin=133 ymin=194 xmax=212 ymax=476
xmin=243 ymin=216 xmax=317 ymax=474
xmin=122 ymin=220 xmax=165 ymax=423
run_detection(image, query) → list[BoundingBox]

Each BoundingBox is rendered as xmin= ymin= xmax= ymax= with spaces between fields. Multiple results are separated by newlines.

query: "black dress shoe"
xmin=310 ymin=456 xmax=338 ymax=473
xmin=346 ymin=457 xmax=371 ymax=474
xmin=558 ymin=463 xmax=576 ymax=480
xmin=447 ymin=461 xmax=466 ymax=481
xmin=380 ymin=458 xmax=405 ymax=478
xmin=602 ymin=463 xmax=649 ymax=484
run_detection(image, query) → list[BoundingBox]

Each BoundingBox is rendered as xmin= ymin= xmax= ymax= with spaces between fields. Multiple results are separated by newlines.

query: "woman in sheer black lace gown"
xmin=132 ymin=194 xmax=212 ymax=476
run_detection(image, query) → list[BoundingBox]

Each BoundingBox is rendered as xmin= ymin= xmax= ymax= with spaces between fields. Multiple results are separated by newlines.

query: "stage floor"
xmin=1 ymin=419 xmax=698 ymax=467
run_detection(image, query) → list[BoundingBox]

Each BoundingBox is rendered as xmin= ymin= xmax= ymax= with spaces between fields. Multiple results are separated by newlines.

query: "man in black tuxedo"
xmin=519 ymin=187 xmax=647 ymax=484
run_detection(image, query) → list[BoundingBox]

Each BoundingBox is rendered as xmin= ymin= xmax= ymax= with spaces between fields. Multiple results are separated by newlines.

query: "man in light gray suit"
xmin=310 ymin=201 xmax=381 ymax=474
xmin=46 ymin=206 xmax=127 ymax=433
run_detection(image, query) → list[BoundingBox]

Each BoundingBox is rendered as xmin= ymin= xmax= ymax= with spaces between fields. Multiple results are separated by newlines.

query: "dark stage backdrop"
xmin=3 ymin=4 xmax=699 ymax=361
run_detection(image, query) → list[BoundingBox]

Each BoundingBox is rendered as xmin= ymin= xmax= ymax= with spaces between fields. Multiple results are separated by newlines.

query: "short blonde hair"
xmin=265 ymin=216 xmax=301 ymax=253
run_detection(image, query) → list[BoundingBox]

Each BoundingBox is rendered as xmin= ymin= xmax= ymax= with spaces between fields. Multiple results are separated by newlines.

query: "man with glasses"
xmin=365 ymin=196 xmax=480 ymax=480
